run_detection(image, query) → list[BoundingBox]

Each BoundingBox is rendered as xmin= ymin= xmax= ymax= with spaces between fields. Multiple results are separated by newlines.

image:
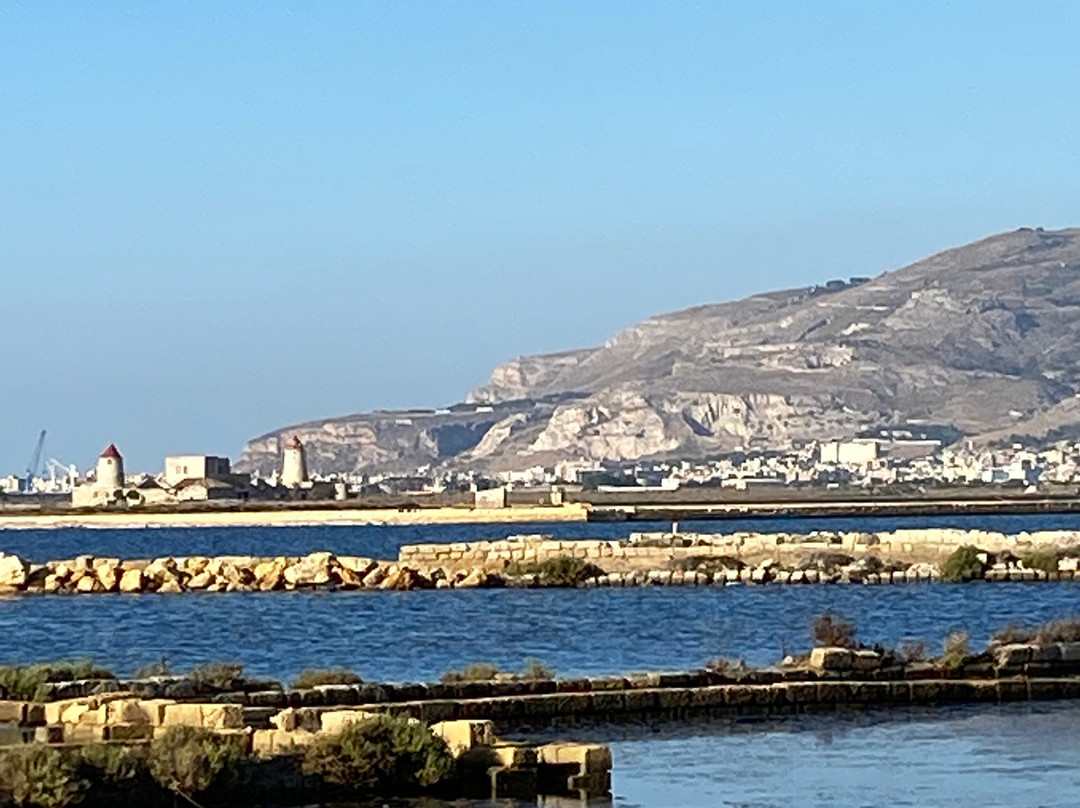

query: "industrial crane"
xmin=22 ymin=430 xmax=46 ymax=494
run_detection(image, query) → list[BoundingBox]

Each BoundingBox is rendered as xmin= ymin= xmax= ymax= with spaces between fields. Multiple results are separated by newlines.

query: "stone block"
xmin=1058 ymin=642 xmax=1080 ymax=662
xmin=538 ymin=742 xmax=612 ymax=773
xmin=319 ymin=709 xmax=379 ymax=735
xmin=138 ymin=699 xmax=175 ymax=726
xmin=994 ymin=644 xmax=1034 ymax=668
xmin=996 ymin=679 xmax=1028 ymax=702
xmin=201 ymin=703 xmax=245 ymax=729
xmin=852 ymin=650 xmax=882 ymax=673
xmin=432 ymin=719 xmax=496 ymax=756
xmin=162 ymin=703 xmax=205 ymax=727
xmin=490 ymin=765 xmax=538 ymax=800
xmin=63 ymin=723 xmax=107 ymax=743
xmin=0 ymin=724 xmax=27 ymax=746
xmin=809 ymin=647 xmax=854 ymax=672
xmin=1029 ymin=680 xmax=1065 ymax=701
xmin=0 ymin=701 xmax=26 ymax=723
xmin=492 ymin=743 xmax=538 ymax=768
xmin=105 ymin=698 xmax=152 ymax=725
xmin=107 ymin=722 xmax=153 ymax=741
xmin=589 ymin=691 xmax=626 ymax=715
xmin=24 ymin=703 xmax=45 ymax=726
xmin=34 ymin=724 xmax=64 ymax=744
xmin=1031 ymin=644 xmax=1062 ymax=663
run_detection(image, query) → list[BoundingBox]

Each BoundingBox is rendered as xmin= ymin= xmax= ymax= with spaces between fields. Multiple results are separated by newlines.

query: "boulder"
xmin=283 ymin=552 xmax=333 ymax=587
xmin=361 ymin=565 xmax=388 ymax=588
xmin=0 ymin=554 xmax=28 ymax=588
xmin=119 ymin=569 xmax=145 ymax=593
xmin=257 ymin=569 xmax=283 ymax=591
xmin=187 ymin=572 xmax=214 ymax=590
xmin=96 ymin=566 xmax=119 ymax=592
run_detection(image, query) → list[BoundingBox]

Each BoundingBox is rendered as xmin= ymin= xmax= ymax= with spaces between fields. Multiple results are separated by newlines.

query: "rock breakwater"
xmin=3 ymin=527 xmax=1080 ymax=595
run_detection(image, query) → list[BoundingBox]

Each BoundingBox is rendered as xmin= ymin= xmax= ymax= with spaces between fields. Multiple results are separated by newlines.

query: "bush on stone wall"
xmin=302 ymin=714 xmax=454 ymax=795
xmin=1021 ymin=549 xmax=1060 ymax=574
xmin=133 ymin=658 xmax=174 ymax=679
xmin=1035 ymin=617 xmax=1080 ymax=644
xmin=186 ymin=662 xmax=244 ymax=693
xmin=939 ymin=631 xmax=971 ymax=671
xmin=0 ymin=745 xmax=86 ymax=808
xmin=811 ymin=614 xmax=857 ymax=649
xmin=292 ymin=668 xmax=364 ymax=689
xmin=0 ymin=660 xmax=114 ymax=701
xmin=941 ymin=546 xmax=985 ymax=583
xmin=440 ymin=663 xmax=501 ymax=683
xmin=76 ymin=743 xmax=152 ymax=794
xmin=146 ymin=726 xmax=247 ymax=797
xmin=519 ymin=658 xmax=555 ymax=681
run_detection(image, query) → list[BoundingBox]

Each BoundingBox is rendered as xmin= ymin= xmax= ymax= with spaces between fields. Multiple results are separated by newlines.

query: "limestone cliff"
xmin=238 ymin=227 xmax=1080 ymax=474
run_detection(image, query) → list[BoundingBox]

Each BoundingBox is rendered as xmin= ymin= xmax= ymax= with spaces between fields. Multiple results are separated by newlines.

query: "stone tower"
xmin=96 ymin=444 xmax=124 ymax=491
xmin=281 ymin=436 xmax=309 ymax=488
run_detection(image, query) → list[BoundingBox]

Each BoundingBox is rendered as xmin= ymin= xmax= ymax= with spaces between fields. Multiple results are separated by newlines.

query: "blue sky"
xmin=2 ymin=1 xmax=1079 ymax=472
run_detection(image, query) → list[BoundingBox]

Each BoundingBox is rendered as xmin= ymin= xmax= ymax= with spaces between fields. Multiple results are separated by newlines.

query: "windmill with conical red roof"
xmin=96 ymin=443 xmax=125 ymax=492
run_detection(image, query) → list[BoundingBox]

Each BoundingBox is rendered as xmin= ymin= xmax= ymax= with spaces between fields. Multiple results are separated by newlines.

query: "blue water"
xmin=7 ymin=517 xmax=1080 ymax=807
xmin=2 ymin=578 xmax=1080 ymax=682
xmin=5 ymin=511 xmax=1080 ymax=564
xmin=603 ymin=702 xmax=1080 ymax=807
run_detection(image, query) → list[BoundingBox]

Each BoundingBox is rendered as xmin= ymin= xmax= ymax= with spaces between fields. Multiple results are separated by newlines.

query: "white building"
xmin=163 ymin=455 xmax=231 ymax=487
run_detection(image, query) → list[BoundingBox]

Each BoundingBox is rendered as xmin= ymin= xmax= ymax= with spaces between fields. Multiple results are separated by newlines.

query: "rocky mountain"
xmin=238 ymin=227 xmax=1080 ymax=475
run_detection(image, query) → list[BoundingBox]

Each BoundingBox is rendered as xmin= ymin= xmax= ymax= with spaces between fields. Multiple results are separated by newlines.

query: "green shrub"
xmin=507 ymin=555 xmax=604 ymax=586
xmin=519 ymin=658 xmax=555 ymax=681
xmin=0 ymin=745 xmax=86 ymax=808
xmin=1035 ymin=617 xmax=1080 ymax=644
xmin=302 ymin=713 xmax=454 ymax=795
xmin=440 ymin=663 xmax=501 ymax=683
xmin=0 ymin=660 xmax=114 ymax=701
xmin=939 ymin=631 xmax=971 ymax=671
xmin=77 ymin=743 xmax=150 ymax=789
xmin=536 ymin=556 xmax=604 ymax=586
xmin=941 ymin=546 xmax=985 ymax=583
xmin=187 ymin=662 xmax=244 ymax=692
xmin=292 ymin=668 xmax=364 ymax=689
xmin=811 ymin=614 xmax=857 ymax=649
xmin=134 ymin=657 xmax=174 ymax=678
xmin=991 ymin=623 xmax=1033 ymax=645
xmin=1021 ymin=549 xmax=1060 ymax=574
xmin=147 ymin=725 xmax=246 ymax=796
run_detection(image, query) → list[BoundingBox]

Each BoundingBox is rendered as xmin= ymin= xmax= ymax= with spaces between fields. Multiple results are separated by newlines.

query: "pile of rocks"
xmin=0 ymin=551 xmax=506 ymax=595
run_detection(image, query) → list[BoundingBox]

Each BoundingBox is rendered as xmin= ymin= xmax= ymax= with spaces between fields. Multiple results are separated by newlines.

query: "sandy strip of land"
xmin=0 ymin=504 xmax=589 ymax=531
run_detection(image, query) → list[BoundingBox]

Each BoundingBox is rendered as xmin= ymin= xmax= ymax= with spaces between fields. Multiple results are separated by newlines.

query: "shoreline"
xmin=0 ymin=503 xmax=589 ymax=531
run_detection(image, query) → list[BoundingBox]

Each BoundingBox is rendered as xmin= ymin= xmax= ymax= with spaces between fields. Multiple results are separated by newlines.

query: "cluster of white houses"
xmin=71 ymin=437 xmax=334 ymax=507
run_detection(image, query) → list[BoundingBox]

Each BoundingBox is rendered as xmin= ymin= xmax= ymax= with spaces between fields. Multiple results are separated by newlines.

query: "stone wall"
xmin=2 ymin=527 xmax=1080 ymax=595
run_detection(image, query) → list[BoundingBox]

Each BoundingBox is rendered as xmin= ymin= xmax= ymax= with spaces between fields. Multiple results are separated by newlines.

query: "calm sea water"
xmin=5 ymin=511 xmax=1080 ymax=564
xmin=5 ymin=515 xmax=1080 ymax=807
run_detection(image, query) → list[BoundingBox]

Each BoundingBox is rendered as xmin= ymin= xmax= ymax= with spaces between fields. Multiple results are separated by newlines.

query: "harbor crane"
xmin=45 ymin=458 xmax=78 ymax=490
xmin=23 ymin=430 xmax=46 ymax=494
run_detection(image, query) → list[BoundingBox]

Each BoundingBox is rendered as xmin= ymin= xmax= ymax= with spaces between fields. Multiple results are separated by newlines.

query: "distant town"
xmin=3 ymin=426 xmax=1079 ymax=510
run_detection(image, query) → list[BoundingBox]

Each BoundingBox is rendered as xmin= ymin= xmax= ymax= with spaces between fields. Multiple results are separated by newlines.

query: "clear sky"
xmin=2 ymin=1 xmax=1079 ymax=473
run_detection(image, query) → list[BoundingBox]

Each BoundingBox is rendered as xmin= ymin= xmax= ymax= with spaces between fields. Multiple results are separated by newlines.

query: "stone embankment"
xmin=3 ymin=527 xmax=1080 ymax=595
xmin=5 ymin=638 xmax=1080 ymax=747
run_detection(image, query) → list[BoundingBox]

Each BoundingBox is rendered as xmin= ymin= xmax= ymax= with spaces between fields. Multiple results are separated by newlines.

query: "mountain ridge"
xmin=237 ymin=227 xmax=1080 ymax=475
